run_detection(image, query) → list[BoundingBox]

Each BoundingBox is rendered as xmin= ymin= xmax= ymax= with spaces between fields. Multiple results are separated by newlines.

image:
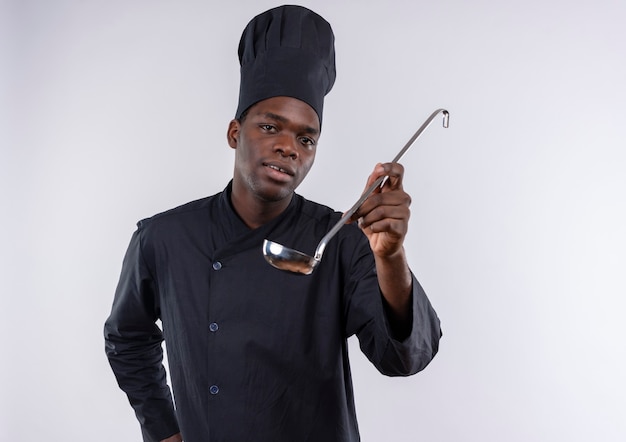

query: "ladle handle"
xmin=313 ymin=108 xmax=449 ymax=260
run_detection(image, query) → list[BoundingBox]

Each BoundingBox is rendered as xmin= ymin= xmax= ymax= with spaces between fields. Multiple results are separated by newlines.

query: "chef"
xmin=105 ymin=5 xmax=441 ymax=441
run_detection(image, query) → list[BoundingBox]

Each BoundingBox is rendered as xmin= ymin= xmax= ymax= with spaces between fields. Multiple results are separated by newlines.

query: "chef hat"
xmin=235 ymin=5 xmax=336 ymax=124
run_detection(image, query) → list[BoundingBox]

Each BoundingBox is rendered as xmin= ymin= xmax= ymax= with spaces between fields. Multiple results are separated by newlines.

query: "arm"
xmin=104 ymin=227 xmax=180 ymax=441
xmin=346 ymin=162 xmax=441 ymax=374
xmin=350 ymin=162 xmax=413 ymax=337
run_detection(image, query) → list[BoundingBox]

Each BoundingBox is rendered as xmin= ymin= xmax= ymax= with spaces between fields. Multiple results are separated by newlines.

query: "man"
xmin=105 ymin=5 xmax=441 ymax=442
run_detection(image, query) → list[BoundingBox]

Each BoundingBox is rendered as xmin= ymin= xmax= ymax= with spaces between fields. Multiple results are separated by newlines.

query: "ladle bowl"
xmin=263 ymin=240 xmax=318 ymax=275
xmin=263 ymin=108 xmax=449 ymax=275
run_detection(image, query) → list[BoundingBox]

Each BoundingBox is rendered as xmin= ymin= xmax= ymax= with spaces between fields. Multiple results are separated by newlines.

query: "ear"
xmin=227 ymin=119 xmax=240 ymax=149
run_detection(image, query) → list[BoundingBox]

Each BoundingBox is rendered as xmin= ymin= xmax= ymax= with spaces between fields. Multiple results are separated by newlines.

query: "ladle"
xmin=263 ymin=108 xmax=449 ymax=275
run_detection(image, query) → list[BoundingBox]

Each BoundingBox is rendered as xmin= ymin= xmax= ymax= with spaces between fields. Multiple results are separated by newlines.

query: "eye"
xmin=299 ymin=136 xmax=316 ymax=147
xmin=259 ymin=124 xmax=276 ymax=132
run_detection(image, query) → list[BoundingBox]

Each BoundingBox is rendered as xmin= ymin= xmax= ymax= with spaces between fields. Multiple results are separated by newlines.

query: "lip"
xmin=263 ymin=162 xmax=295 ymax=177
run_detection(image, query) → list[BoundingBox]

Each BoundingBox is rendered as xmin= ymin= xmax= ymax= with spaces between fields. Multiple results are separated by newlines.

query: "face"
xmin=227 ymin=96 xmax=321 ymax=205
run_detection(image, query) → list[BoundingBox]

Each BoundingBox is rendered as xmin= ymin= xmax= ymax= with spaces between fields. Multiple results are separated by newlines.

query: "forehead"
xmin=247 ymin=96 xmax=320 ymax=130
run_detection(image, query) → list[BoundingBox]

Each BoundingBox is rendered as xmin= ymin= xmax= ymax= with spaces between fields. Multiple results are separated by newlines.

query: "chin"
xmin=260 ymin=187 xmax=294 ymax=203
xmin=245 ymin=174 xmax=301 ymax=203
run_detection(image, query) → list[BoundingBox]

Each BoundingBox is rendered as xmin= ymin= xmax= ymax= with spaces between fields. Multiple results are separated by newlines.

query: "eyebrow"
xmin=263 ymin=112 xmax=320 ymax=136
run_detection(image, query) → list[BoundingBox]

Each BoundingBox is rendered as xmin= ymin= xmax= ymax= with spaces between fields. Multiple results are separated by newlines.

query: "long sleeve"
xmin=344 ymin=240 xmax=442 ymax=376
xmin=104 ymin=227 xmax=180 ymax=441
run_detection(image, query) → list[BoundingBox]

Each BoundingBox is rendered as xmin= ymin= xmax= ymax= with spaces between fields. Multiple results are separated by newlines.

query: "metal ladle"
xmin=263 ymin=108 xmax=449 ymax=275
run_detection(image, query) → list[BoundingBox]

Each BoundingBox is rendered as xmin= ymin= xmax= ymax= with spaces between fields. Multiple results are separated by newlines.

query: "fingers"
xmin=362 ymin=162 xmax=405 ymax=194
xmin=350 ymin=162 xmax=410 ymax=224
xmin=349 ymin=162 xmax=412 ymax=256
xmin=356 ymin=194 xmax=411 ymax=233
xmin=380 ymin=162 xmax=405 ymax=191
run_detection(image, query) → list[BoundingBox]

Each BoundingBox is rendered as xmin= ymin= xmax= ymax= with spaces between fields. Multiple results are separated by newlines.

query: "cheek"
xmin=296 ymin=154 xmax=315 ymax=182
xmin=235 ymin=141 xmax=254 ymax=165
xmin=304 ymin=152 xmax=316 ymax=171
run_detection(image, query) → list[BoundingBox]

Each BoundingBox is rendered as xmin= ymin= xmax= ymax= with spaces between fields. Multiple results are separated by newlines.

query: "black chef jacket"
xmin=104 ymin=182 xmax=441 ymax=442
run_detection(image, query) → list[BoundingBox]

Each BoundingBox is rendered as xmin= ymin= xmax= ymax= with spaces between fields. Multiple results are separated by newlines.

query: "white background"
xmin=2 ymin=0 xmax=625 ymax=440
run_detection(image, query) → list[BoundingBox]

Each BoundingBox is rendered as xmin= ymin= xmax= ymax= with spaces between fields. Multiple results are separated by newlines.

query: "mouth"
xmin=264 ymin=162 xmax=295 ymax=177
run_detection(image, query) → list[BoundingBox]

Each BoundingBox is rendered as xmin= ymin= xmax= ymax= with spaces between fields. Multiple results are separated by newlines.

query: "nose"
xmin=274 ymin=135 xmax=298 ymax=159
